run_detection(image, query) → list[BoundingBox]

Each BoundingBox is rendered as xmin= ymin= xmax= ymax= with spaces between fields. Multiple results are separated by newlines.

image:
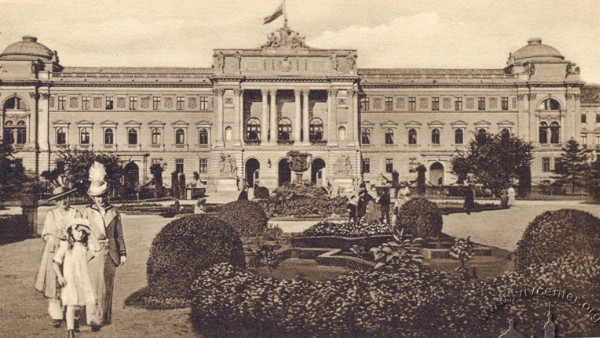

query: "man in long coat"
xmin=35 ymin=187 xmax=80 ymax=328
xmin=84 ymin=162 xmax=127 ymax=331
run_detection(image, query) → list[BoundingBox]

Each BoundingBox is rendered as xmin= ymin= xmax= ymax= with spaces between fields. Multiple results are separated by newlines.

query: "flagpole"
xmin=283 ymin=0 xmax=288 ymax=27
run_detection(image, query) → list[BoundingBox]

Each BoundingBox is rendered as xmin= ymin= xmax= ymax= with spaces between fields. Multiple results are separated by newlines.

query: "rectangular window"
xmin=385 ymin=97 xmax=393 ymax=111
xmin=360 ymin=97 xmax=369 ymax=111
xmin=478 ymin=97 xmax=486 ymax=111
xmin=362 ymin=158 xmax=370 ymax=174
xmin=153 ymin=97 xmax=161 ymax=110
xmin=200 ymin=97 xmax=208 ymax=110
xmin=596 ymin=114 xmax=600 ymax=123
xmin=542 ymin=157 xmax=550 ymax=172
xmin=553 ymin=158 xmax=560 ymax=172
xmin=105 ymin=97 xmax=113 ymax=110
xmin=432 ymin=97 xmax=439 ymax=111
xmin=408 ymin=97 xmax=416 ymax=111
xmin=501 ymin=97 xmax=509 ymax=110
xmin=175 ymin=159 xmax=184 ymax=174
xmin=455 ymin=97 xmax=462 ymax=111
xmin=385 ymin=159 xmax=394 ymax=173
xmin=177 ymin=97 xmax=185 ymax=110
xmin=199 ymin=158 xmax=208 ymax=174
xmin=581 ymin=114 xmax=587 ymax=123
xmin=82 ymin=96 xmax=90 ymax=110
xmin=58 ymin=96 xmax=66 ymax=110
xmin=129 ymin=97 xmax=137 ymax=110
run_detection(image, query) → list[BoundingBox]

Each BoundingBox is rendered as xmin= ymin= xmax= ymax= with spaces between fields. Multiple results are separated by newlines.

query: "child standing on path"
xmin=53 ymin=219 xmax=97 ymax=338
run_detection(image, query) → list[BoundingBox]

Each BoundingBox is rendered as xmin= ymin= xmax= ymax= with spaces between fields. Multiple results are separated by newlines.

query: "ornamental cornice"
xmin=359 ymin=83 xmax=518 ymax=89
xmin=49 ymin=82 xmax=213 ymax=88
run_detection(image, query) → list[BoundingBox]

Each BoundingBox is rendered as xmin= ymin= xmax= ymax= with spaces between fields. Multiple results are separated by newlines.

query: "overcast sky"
xmin=0 ymin=0 xmax=599 ymax=82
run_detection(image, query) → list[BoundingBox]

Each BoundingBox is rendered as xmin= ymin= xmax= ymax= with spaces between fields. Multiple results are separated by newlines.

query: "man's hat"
xmin=47 ymin=186 xmax=77 ymax=202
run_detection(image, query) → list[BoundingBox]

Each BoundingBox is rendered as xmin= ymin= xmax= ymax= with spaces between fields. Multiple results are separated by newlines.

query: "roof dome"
xmin=512 ymin=38 xmax=564 ymax=63
xmin=0 ymin=36 xmax=54 ymax=61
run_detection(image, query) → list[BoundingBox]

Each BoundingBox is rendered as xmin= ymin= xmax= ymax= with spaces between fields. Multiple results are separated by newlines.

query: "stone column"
xmin=269 ymin=89 xmax=278 ymax=144
xmin=327 ymin=88 xmax=337 ymax=144
xmin=29 ymin=93 xmax=39 ymax=148
xmin=294 ymin=89 xmax=302 ymax=143
xmin=239 ymin=89 xmax=244 ymax=145
xmin=233 ymin=88 xmax=242 ymax=145
xmin=352 ymin=88 xmax=359 ymax=146
xmin=302 ymin=89 xmax=310 ymax=145
xmin=261 ymin=89 xmax=269 ymax=144
xmin=214 ymin=88 xmax=224 ymax=147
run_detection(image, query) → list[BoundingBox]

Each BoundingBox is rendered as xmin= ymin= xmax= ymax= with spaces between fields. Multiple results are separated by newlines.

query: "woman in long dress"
xmin=35 ymin=187 xmax=80 ymax=328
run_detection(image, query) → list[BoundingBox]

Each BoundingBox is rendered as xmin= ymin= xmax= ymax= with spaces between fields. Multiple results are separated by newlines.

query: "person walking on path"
xmin=83 ymin=162 xmax=127 ymax=331
xmin=464 ymin=184 xmax=475 ymax=215
xmin=35 ymin=186 xmax=80 ymax=329
xmin=356 ymin=183 xmax=374 ymax=223
xmin=347 ymin=195 xmax=357 ymax=224
xmin=378 ymin=189 xmax=391 ymax=225
xmin=507 ymin=186 xmax=516 ymax=206
xmin=52 ymin=220 xmax=97 ymax=338
xmin=500 ymin=188 xmax=509 ymax=209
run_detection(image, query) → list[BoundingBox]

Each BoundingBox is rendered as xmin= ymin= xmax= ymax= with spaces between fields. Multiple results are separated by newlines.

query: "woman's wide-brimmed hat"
xmin=88 ymin=161 xmax=108 ymax=197
xmin=47 ymin=186 xmax=77 ymax=202
xmin=63 ymin=218 xmax=91 ymax=238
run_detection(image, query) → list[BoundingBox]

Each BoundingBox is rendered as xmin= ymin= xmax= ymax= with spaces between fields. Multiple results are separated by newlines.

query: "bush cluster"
xmin=257 ymin=184 xmax=347 ymax=217
xmin=514 ymin=209 xmax=600 ymax=271
xmin=0 ymin=215 xmax=29 ymax=245
xmin=146 ymin=215 xmax=245 ymax=301
xmin=218 ymin=200 xmax=269 ymax=237
xmin=395 ymin=197 xmax=443 ymax=238
xmin=301 ymin=221 xmax=392 ymax=237
xmin=253 ymin=186 xmax=270 ymax=199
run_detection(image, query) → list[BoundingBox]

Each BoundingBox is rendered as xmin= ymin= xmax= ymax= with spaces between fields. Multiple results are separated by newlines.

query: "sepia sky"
xmin=0 ymin=0 xmax=599 ymax=82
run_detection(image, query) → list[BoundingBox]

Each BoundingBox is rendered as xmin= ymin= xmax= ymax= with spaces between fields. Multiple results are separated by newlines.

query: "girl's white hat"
xmin=63 ymin=218 xmax=91 ymax=237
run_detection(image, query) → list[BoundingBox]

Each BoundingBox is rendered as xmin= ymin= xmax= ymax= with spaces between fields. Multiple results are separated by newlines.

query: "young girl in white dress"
xmin=53 ymin=219 xmax=96 ymax=338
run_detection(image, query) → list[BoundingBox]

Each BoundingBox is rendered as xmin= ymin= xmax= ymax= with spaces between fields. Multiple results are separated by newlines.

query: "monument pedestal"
xmin=215 ymin=178 xmax=239 ymax=192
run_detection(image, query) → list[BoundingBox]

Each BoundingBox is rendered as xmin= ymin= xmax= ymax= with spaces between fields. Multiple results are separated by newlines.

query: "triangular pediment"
xmin=52 ymin=119 xmax=70 ymax=126
xmin=361 ymin=120 xmax=375 ymax=127
xmin=76 ymin=120 xmax=94 ymax=126
xmin=124 ymin=120 xmax=142 ymax=126
xmin=428 ymin=120 xmax=445 ymax=127
xmin=451 ymin=120 xmax=468 ymax=127
xmin=474 ymin=120 xmax=491 ymax=127
xmin=148 ymin=120 xmax=165 ymax=126
xmin=172 ymin=120 xmax=189 ymax=127
xmin=381 ymin=120 xmax=398 ymax=127
xmin=404 ymin=120 xmax=422 ymax=127
xmin=195 ymin=120 xmax=212 ymax=127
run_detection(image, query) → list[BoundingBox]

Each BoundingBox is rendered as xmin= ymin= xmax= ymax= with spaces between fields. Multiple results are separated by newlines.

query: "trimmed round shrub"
xmin=146 ymin=215 xmax=246 ymax=299
xmin=254 ymin=186 xmax=270 ymax=199
xmin=395 ymin=197 xmax=443 ymax=238
xmin=218 ymin=200 xmax=268 ymax=237
xmin=514 ymin=209 xmax=600 ymax=271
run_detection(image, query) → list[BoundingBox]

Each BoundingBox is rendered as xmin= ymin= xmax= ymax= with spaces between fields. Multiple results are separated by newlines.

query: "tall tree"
xmin=0 ymin=143 xmax=28 ymax=203
xmin=553 ymin=139 xmax=589 ymax=193
xmin=451 ymin=132 xmax=533 ymax=196
xmin=584 ymin=157 xmax=600 ymax=201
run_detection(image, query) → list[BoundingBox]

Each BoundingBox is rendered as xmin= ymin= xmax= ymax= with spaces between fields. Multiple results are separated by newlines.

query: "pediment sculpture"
xmin=262 ymin=23 xmax=308 ymax=49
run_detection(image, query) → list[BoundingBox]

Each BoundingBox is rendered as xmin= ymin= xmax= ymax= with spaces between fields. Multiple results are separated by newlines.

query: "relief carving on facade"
xmin=330 ymin=53 xmax=338 ymax=71
xmin=218 ymin=153 xmax=238 ymax=176
xmin=49 ymin=96 xmax=55 ymax=108
xmin=396 ymin=97 xmax=405 ymax=110
xmin=466 ymin=98 xmax=475 ymax=109
xmin=93 ymin=97 xmax=102 ymax=109
xmin=262 ymin=24 xmax=307 ymax=49
xmin=372 ymin=97 xmax=382 ymax=110
xmin=334 ymin=154 xmax=353 ymax=177
xmin=188 ymin=97 xmax=197 ymax=109
xmin=489 ymin=97 xmax=498 ymax=109
xmin=117 ymin=97 xmax=126 ymax=109
xmin=442 ymin=97 xmax=451 ymax=110
xmin=164 ymin=97 xmax=173 ymax=109
xmin=511 ymin=97 xmax=517 ymax=109
xmin=69 ymin=97 xmax=78 ymax=109
xmin=419 ymin=97 xmax=428 ymax=109
xmin=141 ymin=96 xmax=150 ymax=109
xmin=528 ymin=93 xmax=537 ymax=101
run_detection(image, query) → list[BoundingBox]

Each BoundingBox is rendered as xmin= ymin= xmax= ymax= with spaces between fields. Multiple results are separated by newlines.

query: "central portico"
xmin=209 ymin=23 xmax=361 ymax=191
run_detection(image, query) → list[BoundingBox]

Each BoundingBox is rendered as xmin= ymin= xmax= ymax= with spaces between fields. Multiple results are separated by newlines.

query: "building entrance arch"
xmin=430 ymin=162 xmax=444 ymax=186
xmin=245 ymin=158 xmax=260 ymax=188
xmin=311 ymin=158 xmax=326 ymax=186
xmin=278 ymin=158 xmax=291 ymax=186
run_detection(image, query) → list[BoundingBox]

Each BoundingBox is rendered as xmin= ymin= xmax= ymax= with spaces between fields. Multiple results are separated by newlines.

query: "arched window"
xmin=454 ymin=129 xmax=463 ymax=144
xmin=245 ymin=118 xmax=260 ymax=142
xmin=309 ymin=117 xmax=324 ymax=142
xmin=476 ymin=128 xmax=487 ymax=143
xmin=539 ymin=122 xmax=548 ymax=144
xmin=3 ymin=120 xmax=14 ymax=144
xmin=361 ymin=128 xmax=370 ymax=145
xmin=539 ymin=98 xmax=561 ymax=110
xmin=385 ymin=128 xmax=394 ymax=145
xmin=104 ymin=128 xmax=114 ymax=145
xmin=431 ymin=128 xmax=440 ymax=145
xmin=225 ymin=126 xmax=232 ymax=141
xmin=408 ymin=128 xmax=417 ymax=144
xmin=128 ymin=128 xmax=138 ymax=145
xmin=338 ymin=126 xmax=346 ymax=141
xmin=15 ymin=120 xmax=26 ymax=144
xmin=550 ymin=121 xmax=560 ymax=144
xmin=278 ymin=118 xmax=292 ymax=141
xmin=80 ymin=128 xmax=90 ymax=145
xmin=151 ymin=128 xmax=162 ymax=145
xmin=175 ymin=128 xmax=185 ymax=145
xmin=500 ymin=128 xmax=510 ymax=142
xmin=56 ymin=127 xmax=66 ymax=145
xmin=199 ymin=128 xmax=209 ymax=144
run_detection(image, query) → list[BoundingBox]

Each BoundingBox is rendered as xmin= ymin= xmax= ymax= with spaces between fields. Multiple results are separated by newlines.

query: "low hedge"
xmin=395 ymin=197 xmax=443 ymax=238
xmin=145 ymin=215 xmax=245 ymax=302
xmin=218 ymin=200 xmax=268 ymax=237
xmin=0 ymin=215 xmax=30 ymax=245
xmin=257 ymin=184 xmax=347 ymax=217
xmin=514 ymin=209 xmax=600 ymax=271
xmin=254 ymin=186 xmax=270 ymax=199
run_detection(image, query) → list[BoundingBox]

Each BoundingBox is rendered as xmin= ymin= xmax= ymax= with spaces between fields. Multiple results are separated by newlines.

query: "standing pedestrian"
xmin=464 ymin=184 xmax=475 ymax=215
xmin=500 ymin=188 xmax=509 ymax=209
xmin=347 ymin=195 xmax=357 ymax=224
xmin=507 ymin=186 xmax=516 ymax=206
xmin=35 ymin=186 xmax=80 ymax=329
xmin=83 ymin=162 xmax=127 ymax=331
xmin=378 ymin=188 xmax=391 ymax=225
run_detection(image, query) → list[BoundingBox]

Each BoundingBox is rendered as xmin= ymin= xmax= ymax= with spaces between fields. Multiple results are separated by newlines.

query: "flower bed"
xmin=257 ymin=184 xmax=347 ymax=217
xmin=301 ymin=221 xmax=392 ymax=237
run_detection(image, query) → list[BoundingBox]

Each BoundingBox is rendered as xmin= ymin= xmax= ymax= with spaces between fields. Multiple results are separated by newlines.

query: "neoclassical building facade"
xmin=1 ymin=24 xmax=599 ymax=191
